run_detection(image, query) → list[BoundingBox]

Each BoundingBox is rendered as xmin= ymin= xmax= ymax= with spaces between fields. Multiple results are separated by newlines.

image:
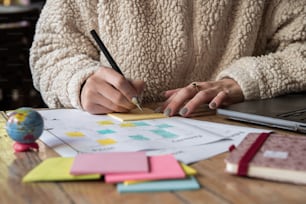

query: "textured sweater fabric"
xmin=30 ymin=0 xmax=306 ymax=109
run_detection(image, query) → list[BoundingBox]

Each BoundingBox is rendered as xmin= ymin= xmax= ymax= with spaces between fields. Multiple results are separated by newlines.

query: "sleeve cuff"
xmin=216 ymin=57 xmax=261 ymax=100
xmin=67 ymin=64 xmax=101 ymax=110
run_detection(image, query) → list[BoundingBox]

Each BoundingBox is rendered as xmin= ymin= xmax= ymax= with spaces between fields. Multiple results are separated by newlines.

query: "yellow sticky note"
xmin=108 ymin=108 xmax=166 ymax=121
xmin=120 ymin=123 xmax=136 ymax=127
xmin=22 ymin=157 xmax=100 ymax=182
xmin=65 ymin=131 xmax=85 ymax=137
xmin=97 ymin=138 xmax=117 ymax=146
xmin=180 ymin=163 xmax=197 ymax=176
xmin=123 ymin=162 xmax=197 ymax=185
xmin=97 ymin=120 xmax=114 ymax=126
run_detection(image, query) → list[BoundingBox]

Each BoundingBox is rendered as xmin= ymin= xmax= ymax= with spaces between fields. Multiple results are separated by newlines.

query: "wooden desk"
xmin=1 ymin=111 xmax=306 ymax=204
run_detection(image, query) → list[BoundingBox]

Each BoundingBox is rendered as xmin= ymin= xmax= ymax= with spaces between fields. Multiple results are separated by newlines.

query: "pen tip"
xmin=137 ymin=104 xmax=143 ymax=112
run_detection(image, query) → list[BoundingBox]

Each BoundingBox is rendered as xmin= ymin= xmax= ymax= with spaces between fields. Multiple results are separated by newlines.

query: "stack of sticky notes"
xmin=22 ymin=152 xmax=200 ymax=193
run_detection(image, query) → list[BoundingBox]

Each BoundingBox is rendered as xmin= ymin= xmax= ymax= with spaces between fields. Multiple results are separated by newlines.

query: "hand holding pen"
xmin=79 ymin=30 xmax=145 ymax=114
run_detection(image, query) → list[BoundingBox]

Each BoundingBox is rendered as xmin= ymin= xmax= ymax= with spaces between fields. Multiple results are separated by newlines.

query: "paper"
xmin=22 ymin=157 xmax=100 ymax=182
xmin=70 ymin=152 xmax=148 ymax=175
xmin=39 ymin=109 xmax=234 ymax=154
xmin=108 ymin=108 xmax=166 ymax=121
xmin=38 ymin=109 xmax=269 ymax=164
xmin=105 ymin=155 xmax=185 ymax=183
xmin=117 ymin=176 xmax=200 ymax=193
xmin=147 ymin=121 xmax=271 ymax=164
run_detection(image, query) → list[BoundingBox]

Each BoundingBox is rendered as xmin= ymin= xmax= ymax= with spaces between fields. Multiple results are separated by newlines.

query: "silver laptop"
xmin=217 ymin=93 xmax=306 ymax=133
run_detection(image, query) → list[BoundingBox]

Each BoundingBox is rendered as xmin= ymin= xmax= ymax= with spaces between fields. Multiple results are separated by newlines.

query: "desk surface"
xmin=1 ymin=111 xmax=306 ymax=204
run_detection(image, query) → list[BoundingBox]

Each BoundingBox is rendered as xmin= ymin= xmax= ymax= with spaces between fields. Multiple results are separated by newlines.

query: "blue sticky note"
xmin=129 ymin=135 xmax=150 ymax=141
xmin=97 ymin=129 xmax=116 ymax=134
xmin=157 ymin=124 xmax=173 ymax=128
xmin=117 ymin=176 xmax=200 ymax=193
xmin=151 ymin=129 xmax=177 ymax=138
xmin=132 ymin=121 xmax=150 ymax=126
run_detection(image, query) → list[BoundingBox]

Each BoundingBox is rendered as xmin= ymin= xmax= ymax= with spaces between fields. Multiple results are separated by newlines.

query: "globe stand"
xmin=13 ymin=142 xmax=39 ymax=152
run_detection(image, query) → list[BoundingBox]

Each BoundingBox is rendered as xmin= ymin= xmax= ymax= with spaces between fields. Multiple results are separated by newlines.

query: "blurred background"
xmin=0 ymin=0 xmax=46 ymax=110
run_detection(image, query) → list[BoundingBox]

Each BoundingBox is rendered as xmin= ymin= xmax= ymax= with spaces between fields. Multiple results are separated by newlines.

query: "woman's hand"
xmin=80 ymin=67 xmax=145 ymax=114
xmin=160 ymin=78 xmax=244 ymax=117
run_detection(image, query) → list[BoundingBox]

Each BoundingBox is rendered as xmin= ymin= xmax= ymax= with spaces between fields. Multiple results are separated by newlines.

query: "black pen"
xmin=90 ymin=29 xmax=143 ymax=111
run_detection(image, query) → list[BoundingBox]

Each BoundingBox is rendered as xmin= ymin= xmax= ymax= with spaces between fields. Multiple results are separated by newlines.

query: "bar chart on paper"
xmin=38 ymin=109 xmax=269 ymax=163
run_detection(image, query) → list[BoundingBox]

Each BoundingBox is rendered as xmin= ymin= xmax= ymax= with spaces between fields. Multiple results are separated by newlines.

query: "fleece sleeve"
xmin=217 ymin=0 xmax=306 ymax=100
xmin=30 ymin=0 xmax=100 ymax=109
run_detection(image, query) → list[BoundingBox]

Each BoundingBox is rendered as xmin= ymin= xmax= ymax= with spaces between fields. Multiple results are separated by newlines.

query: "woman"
xmin=30 ymin=0 xmax=306 ymax=116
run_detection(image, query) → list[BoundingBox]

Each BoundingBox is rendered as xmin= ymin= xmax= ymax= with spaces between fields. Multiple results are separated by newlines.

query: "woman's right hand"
xmin=80 ymin=67 xmax=145 ymax=114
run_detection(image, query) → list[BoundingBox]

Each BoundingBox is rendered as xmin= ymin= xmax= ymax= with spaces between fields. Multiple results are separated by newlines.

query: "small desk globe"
xmin=6 ymin=107 xmax=44 ymax=152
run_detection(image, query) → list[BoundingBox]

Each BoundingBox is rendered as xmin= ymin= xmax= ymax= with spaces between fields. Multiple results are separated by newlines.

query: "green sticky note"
xmin=22 ymin=157 xmax=100 ymax=182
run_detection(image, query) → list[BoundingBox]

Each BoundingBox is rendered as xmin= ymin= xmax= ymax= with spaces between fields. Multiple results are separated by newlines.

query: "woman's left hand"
xmin=160 ymin=78 xmax=244 ymax=117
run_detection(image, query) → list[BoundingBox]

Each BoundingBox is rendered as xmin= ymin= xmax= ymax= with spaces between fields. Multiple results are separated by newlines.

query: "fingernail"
xmin=154 ymin=106 xmax=163 ymax=113
xmin=131 ymin=96 xmax=140 ymax=105
xmin=164 ymin=108 xmax=171 ymax=117
xmin=209 ymin=102 xmax=216 ymax=109
xmin=179 ymin=107 xmax=188 ymax=116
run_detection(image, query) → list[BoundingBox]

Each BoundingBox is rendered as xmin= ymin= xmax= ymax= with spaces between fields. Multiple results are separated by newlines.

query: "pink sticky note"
xmin=70 ymin=152 xmax=148 ymax=175
xmin=105 ymin=155 xmax=185 ymax=183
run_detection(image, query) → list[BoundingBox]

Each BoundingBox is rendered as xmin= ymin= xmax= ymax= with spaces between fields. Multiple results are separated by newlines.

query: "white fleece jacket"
xmin=30 ymin=0 xmax=306 ymax=109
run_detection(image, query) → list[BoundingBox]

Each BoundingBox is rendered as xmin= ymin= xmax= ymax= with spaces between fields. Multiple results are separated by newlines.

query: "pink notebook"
xmin=225 ymin=133 xmax=306 ymax=184
xmin=70 ymin=152 xmax=148 ymax=175
xmin=105 ymin=154 xmax=185 ymax=183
